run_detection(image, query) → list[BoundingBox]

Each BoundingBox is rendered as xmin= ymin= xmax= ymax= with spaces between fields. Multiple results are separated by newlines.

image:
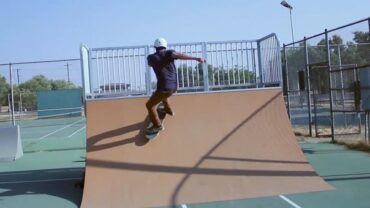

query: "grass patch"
xmin=331 ymin=140 xmax=370 ymax=153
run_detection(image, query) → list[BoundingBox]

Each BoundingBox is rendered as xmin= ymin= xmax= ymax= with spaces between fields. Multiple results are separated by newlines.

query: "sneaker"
xmin=146 ymin=125 xmax=164 ymax=135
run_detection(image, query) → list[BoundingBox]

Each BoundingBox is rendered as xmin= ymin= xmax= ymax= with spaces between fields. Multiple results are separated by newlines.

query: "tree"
xmin=0 ymin=75 xmax=9 ymax=106
xmin=177 ymin=63 xmax=256 ymax=90
xmin=50 ymin=80 xmax=76 ymax=90
xmin=14 ymin=75 xmax=78 ymax=110
xmin=353 ymin=31 xmax=370 ymax=64
xmin=18 ymin=75 xmax=52 ymax=92
xmin=177 ymin=64 xmax=194 ymax=88
xmin=207 ymin=66 xmax=255 ymax=86
xmin=284 ymin=32 xmax=369 ymax=94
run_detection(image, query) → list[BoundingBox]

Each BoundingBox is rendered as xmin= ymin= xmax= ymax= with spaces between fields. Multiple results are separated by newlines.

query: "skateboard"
xmin=145 ymin=103 xmax=166 ymax=140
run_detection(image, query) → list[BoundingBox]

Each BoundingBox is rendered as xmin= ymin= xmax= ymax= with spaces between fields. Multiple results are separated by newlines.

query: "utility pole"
xmin=64 ymin=63 xmax=71 ymax=83
xmin=9 ymin=64 xmax=15 ymax=125
xmin=16 ymin=69 xmax=21 ymax=85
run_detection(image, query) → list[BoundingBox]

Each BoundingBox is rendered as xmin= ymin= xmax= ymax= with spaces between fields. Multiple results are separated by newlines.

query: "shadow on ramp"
xmin=87 ymin=117 xmax=150 ymax=152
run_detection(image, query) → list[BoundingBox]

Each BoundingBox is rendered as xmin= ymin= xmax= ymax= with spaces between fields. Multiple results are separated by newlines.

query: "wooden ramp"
xmin=81 ymin=88 xmax=333 ymax=208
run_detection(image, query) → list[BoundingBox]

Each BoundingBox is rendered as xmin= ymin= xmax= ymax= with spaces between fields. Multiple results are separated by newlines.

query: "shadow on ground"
xmin=0 ymin=167 xmax=84 ymax=207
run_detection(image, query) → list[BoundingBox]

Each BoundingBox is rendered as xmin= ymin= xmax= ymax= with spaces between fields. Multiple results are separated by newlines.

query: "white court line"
xmin=36 ymin=118 xmax=84 ymax=142
xmin=68 ymin=126 xmax=86 ymax=138
xmin=279 ymin=195 xmax=302 ymax=208
xmin=183 ymin=196 xmax=300 ymax=208
xmin=0 ymin=177 xmax=82 ymax=185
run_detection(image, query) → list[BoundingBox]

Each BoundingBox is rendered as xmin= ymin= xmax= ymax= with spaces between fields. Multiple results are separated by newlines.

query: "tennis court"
xmin=1 ymin=114 xmax=370 ymax=207
xmin=0 ymin=114 xmax=86 ymax=208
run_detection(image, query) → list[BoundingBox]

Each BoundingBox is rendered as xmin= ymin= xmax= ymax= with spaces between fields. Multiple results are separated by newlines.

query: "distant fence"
xmin=0 ymin=58 xmax=83 ymax=125
xmin=81 ymin=33 xmax=282 ymax=99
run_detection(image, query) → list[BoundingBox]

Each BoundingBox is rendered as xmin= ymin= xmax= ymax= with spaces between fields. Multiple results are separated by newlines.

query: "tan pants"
xmin=146 ymin=91 xmax=174 ymax=127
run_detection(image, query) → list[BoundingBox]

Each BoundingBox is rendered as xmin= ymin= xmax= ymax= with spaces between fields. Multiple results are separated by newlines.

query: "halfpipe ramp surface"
xmin=81 ymin=88 xmax=332 ymax=208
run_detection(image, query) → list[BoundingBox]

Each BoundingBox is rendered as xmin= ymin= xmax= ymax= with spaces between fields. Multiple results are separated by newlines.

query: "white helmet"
xmin=154 ymin=38 xmax=167 ymax=48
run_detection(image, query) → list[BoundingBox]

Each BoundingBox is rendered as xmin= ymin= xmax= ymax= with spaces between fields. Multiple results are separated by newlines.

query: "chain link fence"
xmin=0 ymin=59 xmax=83 ymax=126
xmin=283 ymin=17 xmax=370 ymax=142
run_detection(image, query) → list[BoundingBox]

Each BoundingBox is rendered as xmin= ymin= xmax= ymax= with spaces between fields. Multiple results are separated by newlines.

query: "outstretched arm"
xmin=172 ymin=52 xmax=206 ymax=62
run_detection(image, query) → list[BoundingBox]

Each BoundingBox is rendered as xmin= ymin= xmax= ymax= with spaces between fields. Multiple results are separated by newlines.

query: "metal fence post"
xmin=366 ymin=18 xmax=370 ymax=144
xmin=366 ymin=112 xmax=368 ymax=142
xmin=325 ymin=29 xmax=335 ymax=142
xmin=368 ymin=18 xmax=370 ymax=44
xmin=145 ymin=46 xmax=152 ymax=95
xmin=80 ymin=45 xmax=91 ymax=99
xmin=283 ymin=44 xmax=291 ymax=119
xmin=202 ymin=42 xmax=209 ymax=91
xmin=252 ymin=48 xmax=257 ymax=86
xmin=314 ymin=95 xmax=318 ymax=135
xmin=338 ymin=45 xmax=346 ymax=115
xmin=367 ymin=112 xmax=370 ymax=144
xmin=9 ymin=64 xmax=15 ymax=126
xmin=19 ymin=93 xmax=22 ymax=120
xmin=276 ymin=37 xmax=283 ymax=86
xmin=257 ymin=40 xmax=263 ymax=87
xmin=304 ymin=37 xmax=313 ymax=137
xmin=7 ymin=94 xmax=11 ymax=121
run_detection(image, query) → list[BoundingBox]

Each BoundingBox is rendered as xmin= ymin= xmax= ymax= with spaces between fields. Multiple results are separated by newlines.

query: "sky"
xmin=0 ymin=0 xmax=369 ymax=84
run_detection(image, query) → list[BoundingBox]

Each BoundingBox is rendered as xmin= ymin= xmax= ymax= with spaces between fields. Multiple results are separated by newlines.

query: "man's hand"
xmin=197 ymin=57 xmax=206 ymax=63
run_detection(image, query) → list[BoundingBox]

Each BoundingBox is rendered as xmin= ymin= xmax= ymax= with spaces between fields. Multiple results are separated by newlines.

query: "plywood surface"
xmin=81 ymin=89 xmax=333 ymax=208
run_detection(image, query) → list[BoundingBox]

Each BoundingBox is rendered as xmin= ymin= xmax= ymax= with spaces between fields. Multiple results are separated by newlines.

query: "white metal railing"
xmin=83 ymin=45 xmax=148 ymax=97
xmin=206 ymin=40 xmax=258 ymax=89
xmin=257 ymin=33 xmax=282 ymax=85
xmin=164 ymin=43 xmax=206 ymax=91
xmin=80 ymin=34 xmax=282 ymax=99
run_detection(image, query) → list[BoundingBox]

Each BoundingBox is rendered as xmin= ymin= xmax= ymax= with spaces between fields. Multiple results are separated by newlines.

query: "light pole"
xmin=280 ymin=0 xmax=295 ymax=44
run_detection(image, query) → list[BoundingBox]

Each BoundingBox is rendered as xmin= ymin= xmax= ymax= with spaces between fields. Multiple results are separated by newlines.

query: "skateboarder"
xmin=146 ymin=38 xmax=206 ymax=135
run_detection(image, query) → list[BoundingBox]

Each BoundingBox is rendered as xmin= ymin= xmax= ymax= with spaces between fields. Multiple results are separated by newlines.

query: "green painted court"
xmin=1 ymin=117 xmax=370 ymax=208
